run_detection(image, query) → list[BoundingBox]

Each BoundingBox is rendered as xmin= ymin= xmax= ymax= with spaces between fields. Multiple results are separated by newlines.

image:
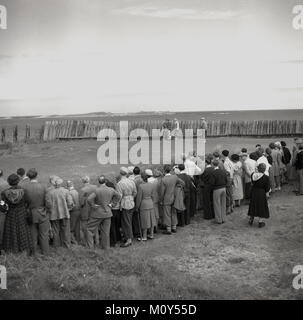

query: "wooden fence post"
xmin=1 ymin=127 xmax=5 ymax=143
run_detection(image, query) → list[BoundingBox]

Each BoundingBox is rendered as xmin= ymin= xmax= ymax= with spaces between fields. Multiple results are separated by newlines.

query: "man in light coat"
xmin=160 ymin=164 xmax=185 ymax=234
xmin=116 ymin=167 xmax=137 ymax=247
xmin=46 ymin=176 xmax=74 ymax=248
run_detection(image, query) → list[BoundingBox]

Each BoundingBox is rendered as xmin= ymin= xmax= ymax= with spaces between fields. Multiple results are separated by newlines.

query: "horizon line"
xmin=0 ymin=107 xmax=303 ymax=119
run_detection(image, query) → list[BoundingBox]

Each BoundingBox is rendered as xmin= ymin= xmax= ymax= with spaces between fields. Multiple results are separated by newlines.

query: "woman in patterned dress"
xmin=1 ymin=174 xmax=33 ymax=254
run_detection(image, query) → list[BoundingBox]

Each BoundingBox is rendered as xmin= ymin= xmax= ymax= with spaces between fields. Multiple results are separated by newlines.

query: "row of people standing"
xmin=0 ymin=161 xmax=201 ymax=254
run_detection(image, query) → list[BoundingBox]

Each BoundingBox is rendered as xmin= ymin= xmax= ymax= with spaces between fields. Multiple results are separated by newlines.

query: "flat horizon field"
xmin=1 ymin=109 xmax=303 ymax=134
xmin=0 ymin=136 xmax=302 ymax=300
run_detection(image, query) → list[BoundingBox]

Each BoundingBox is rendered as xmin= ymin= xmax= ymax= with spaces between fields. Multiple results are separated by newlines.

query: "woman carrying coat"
xmin=248 ymin=163 xmax=271 ymax=228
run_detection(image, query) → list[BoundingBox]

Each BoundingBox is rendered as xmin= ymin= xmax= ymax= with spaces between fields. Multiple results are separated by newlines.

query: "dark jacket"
xmin=282 ymin=147 xmax=291 ymax=165
xmin=210 ymin=168 xmax=228 ymax=190
xmin=23 ymin=180 xmax=48 ymax=224
xmin=201 ymin=166 xmax=215 ymax=188
xmin=296 ymin=150 xmax=303 ymax=170
xmin=177 ymin=173 xmax=192 ymax=195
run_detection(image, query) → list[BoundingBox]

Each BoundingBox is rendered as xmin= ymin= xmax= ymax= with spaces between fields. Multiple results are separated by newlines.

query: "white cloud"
xmin=112 ymin=6 xmax=241 ymax=20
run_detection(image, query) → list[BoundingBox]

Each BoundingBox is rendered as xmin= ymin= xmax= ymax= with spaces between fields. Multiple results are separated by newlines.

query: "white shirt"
xmin=257 ymin=155 xmax=270 ymax=176
xmin=244 ymin=158 xmax=257 ymax=183
xmin=184 ymin=159 xmax=202 ymax=176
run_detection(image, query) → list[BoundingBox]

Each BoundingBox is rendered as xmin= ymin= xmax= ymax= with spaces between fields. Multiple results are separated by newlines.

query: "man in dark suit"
xmin=87 ymin=176 xmax=121 ymax=249
xmin=201 ymin=154 xmax=215 ymax=220
xmin=177 ymin=164 xmax=193 ymax=225
xmin=23 ymin=168 xmax=50 ymax=255
xmin=160 ymin=164 xmax=185 ymax=234
xmin=210 ymin=159 xmax=228 ymax=224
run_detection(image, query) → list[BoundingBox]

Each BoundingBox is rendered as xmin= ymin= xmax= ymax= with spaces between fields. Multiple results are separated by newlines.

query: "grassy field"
xmin=0 ymin=136 xmax=303 ymax=299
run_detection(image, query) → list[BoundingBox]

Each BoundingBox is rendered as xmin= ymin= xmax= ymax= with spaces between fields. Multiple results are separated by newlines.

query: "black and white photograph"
xmin=0 ymin=0 xmax=303 ymax=305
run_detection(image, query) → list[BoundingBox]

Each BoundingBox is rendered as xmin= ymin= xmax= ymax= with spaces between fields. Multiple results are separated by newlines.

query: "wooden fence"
xmin=42 ymin=119 xmax=303 ymax=141
xmin=1 ymin=119 xmax=303 ymax=144
xmin=0 ymin=124 xmax=44 ymax=144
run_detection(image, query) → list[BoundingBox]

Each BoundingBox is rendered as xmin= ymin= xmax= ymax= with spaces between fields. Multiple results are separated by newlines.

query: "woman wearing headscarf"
xmin=231 ymin=154 xmax=243 ymax=207
xmin=248 ymin=163 xmax=271 ymax=228
xmin=1 ymin=174 xmax=33 ymax=254
xmin=135 ymin=172 xmax=157 ymax=241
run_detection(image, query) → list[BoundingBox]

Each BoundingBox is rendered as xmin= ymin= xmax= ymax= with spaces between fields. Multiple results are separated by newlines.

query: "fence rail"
xmin=1 ymin=119 xmax=303 ymax=144
xmin=42 ymin=119 xmax=303 ymax=141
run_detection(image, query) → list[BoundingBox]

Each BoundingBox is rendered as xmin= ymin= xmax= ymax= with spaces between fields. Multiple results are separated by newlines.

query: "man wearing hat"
xmin=46 ymin=176 xmax=74 ymax=248
xmin=116 ymin=167 xmax=137 ymax=247
xmin=145 ymin=169 xmax=155 ymax=183
xmin=127 ymin=166 xmax=135 ymax=180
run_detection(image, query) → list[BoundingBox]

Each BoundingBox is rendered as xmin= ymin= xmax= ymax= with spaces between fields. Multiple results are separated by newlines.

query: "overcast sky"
xmin=0 ymin=0 xmax=303 ymax=116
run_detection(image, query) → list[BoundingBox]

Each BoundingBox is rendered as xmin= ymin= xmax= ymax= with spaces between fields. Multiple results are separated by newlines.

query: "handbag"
xmin=0 ymin=200 xmax=8 ymax=214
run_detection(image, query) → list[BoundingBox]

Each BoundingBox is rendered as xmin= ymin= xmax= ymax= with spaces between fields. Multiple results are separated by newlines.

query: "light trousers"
xmin=213 ymin=188 xmax=227 ymax=224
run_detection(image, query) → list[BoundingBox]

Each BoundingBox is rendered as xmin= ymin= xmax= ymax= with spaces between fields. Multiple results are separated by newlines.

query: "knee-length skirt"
xmin=139 ymin=208 xmax=157 ymax=230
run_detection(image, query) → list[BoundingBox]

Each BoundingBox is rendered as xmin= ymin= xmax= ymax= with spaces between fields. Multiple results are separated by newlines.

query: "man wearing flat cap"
xmin=46 ymin=176 xmax=74 ymax=248
xmin=116 ymin=167 xmax=137 ymax=247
